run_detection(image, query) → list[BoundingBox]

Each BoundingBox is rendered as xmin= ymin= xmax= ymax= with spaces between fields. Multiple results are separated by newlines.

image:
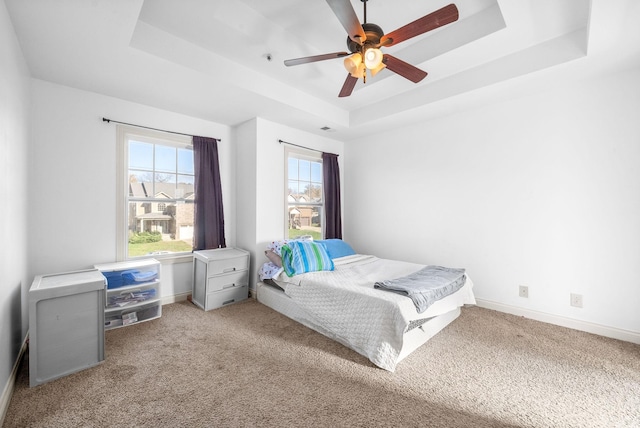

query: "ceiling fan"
xmin=284 ymin=0 xmax=459 ymax=97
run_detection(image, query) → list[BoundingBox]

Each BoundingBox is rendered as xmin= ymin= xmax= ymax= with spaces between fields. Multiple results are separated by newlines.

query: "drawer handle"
xmin=222 ymin=283 xmax=236 ymax=289
xmin=222 ymin=267 xmax=236 ymax=273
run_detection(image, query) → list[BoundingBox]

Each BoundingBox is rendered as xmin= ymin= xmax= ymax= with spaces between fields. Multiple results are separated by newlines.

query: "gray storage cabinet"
xmin=192 ymin=248 xmax=249 ymax=311
xmin=29 ymin=269 xmax=106 ymax=387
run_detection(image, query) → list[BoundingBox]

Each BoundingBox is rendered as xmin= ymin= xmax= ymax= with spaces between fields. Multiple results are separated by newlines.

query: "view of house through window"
xmin=121 ymin=129 xmax=195 ymax=258
xmin=287 ymin=149 xmax=323 ymax=240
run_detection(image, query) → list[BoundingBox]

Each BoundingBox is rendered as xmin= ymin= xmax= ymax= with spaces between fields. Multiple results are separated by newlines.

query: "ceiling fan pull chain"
xmin=361 ymin=45 xmax=367 ymax=84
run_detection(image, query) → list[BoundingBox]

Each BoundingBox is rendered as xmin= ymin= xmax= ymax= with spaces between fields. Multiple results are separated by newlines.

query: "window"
xmin=117 ymin=126 xmax=195 ymax=259
xmin=286 ymin=148 xmax=323 ymax=240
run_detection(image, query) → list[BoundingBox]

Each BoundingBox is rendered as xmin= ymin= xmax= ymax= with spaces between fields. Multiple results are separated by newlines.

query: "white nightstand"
xmin=192 ymin=248 xmax=250 ymax=311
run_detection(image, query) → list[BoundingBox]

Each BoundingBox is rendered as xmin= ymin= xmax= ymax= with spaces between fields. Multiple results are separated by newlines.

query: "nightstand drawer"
xmin=207 ymin=270 xmax=248 ymax=293
xmin=206 ymin=256 xmax=248 ymax=276
xmin=205 ymin=284 xmax=248 ymax=310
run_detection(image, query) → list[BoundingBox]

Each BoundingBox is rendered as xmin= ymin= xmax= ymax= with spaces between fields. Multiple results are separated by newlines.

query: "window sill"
xmin=128 ymin=253 xmax=194 ymax=265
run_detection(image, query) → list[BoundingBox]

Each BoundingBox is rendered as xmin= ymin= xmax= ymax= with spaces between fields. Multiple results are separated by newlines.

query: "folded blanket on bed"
xmin=374 ymin=266 xmax=466 ymax=314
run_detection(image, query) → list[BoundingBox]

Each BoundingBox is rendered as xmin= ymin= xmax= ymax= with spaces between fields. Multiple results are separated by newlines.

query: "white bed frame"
xmin=256 ymin=281 xmax=463 ymax=366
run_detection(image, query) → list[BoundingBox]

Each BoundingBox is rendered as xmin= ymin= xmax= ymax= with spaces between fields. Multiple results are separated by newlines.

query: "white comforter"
xmin=273 ymin=254 xmax=476 ymax=371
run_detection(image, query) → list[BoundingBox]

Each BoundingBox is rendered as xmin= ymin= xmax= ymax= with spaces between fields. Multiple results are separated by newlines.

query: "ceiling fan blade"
xmin=380 ymin=3 xmax=459 ymax=47
xmin=338 ymin=74 xmax=358 ymax=98
xmin=325 ymin=0 xmax=366 ymax=44
xmin=382 ymin=55 xmax=428 ymax=83
xmin=284 ymin=52 xmax=350 ymax=67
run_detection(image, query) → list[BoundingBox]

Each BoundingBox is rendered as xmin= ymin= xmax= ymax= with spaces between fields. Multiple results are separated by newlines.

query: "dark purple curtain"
xmin=322 ymin=152 xmax=342 ymax=239
xmin=193 ymin=136 xmax=226 ymax=250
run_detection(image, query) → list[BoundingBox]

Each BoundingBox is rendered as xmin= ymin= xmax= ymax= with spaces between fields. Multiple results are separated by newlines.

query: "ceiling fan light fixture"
xmin=369 ymin=61 xmax=386 ymax=77
xmin=344 ymin=53 xmax=364 ymax=77
xmin=364 ymin=48 xmax=383 ymax=69
xmin=351 ymin=62 xmax=366 ymax=79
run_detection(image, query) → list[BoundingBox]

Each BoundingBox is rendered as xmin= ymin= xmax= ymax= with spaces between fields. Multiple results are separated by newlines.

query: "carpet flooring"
xmin=4 ymin=299 xmax=640 ymax=427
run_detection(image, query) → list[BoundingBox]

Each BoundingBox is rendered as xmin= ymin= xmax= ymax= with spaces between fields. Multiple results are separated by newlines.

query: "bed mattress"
xmin=258 ymin=254 xmax=476 ymax=371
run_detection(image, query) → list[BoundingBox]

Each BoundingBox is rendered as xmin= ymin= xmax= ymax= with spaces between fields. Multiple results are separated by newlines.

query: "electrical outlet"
xmin=519 ymin=285 xmax=529 ymax=298
xmin=570 ymin=293 xmax=583 ymax=308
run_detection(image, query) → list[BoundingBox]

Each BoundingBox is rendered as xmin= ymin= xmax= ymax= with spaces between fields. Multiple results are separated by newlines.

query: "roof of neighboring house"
xmin=130 ymin=182 xmax=147 ymax=198
xmin=129 ymin=182 xmax=195 ymax=199
xmin=288 ymin=194 xmax=322 ymax=204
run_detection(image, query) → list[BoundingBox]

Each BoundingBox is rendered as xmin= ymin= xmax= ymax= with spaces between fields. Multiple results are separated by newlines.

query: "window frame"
xmin=284 ymin=146 xmax=324 ymax=240
xmin=116 ymin=125 xmax=195 ymax=262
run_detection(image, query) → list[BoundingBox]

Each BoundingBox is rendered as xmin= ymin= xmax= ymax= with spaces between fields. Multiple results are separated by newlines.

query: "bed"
xmin=257 ymin=239 xmax=476 ymax=372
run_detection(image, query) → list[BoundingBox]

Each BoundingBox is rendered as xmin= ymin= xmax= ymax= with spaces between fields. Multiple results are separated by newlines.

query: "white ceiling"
xmin=5 ymin=0 xmax=640 ymax=141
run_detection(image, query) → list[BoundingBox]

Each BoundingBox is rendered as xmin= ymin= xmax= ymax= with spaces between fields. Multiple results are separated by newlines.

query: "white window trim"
xmin=284 ymin=146 xmax=324 ymax=239
xmin=116 ymin=125 xmax=193 ymax=262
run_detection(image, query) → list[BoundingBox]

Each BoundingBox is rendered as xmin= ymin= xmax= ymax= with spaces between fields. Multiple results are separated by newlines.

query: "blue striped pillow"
xmin=281 ymin=241 xmax=335 ymax=277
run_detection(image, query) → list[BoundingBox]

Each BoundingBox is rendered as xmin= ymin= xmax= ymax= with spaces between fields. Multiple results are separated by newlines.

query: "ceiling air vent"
xmin=320 ymin=126 xmax=335 ymax=132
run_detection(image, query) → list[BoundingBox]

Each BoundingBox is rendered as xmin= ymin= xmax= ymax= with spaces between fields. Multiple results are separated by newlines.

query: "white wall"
xmin=235 ymin=118 xmax=258 ymax=290
xmin=0 ymin=0 xmax=30 ymax=417
xmin=235 ymin=117 xmax=344 ymax=291
xmin=344 ymin=68 xmax=640 ymax=337
xmin=28 ymin=80 xmax=234 ymax=298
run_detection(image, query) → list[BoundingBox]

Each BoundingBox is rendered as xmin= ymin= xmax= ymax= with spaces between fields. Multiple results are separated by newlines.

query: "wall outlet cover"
xmin=570 ymin=293 xmax=583 ymax=308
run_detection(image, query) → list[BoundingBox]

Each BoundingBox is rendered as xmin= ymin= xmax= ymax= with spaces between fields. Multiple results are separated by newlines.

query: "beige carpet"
xmin=4 ymin=299 xmax=640 ymax=427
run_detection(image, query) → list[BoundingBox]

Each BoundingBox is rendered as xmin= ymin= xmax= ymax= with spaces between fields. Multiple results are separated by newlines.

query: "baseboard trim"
xmin=475 ymin=299 xmax=640 ymax=344
xmin=161 ymin=291 xmax=191 ymax=306
xmin=0 ymin=334 xmax=28 ymax=427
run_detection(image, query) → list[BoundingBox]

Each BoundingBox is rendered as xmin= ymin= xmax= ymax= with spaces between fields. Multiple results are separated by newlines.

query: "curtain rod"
xmin=278 ymin=139 xmax=322 ymax=153
xmin=102 ymin=117 xmax=220 ymax=141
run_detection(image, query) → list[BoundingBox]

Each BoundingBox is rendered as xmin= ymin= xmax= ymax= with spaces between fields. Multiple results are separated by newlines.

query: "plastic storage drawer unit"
xmin=28 ymin=269 xmax=106 ymax=387
xmin=94 ymin=258 xmax=162 ymax=330
xmin=192 ymin=248 xmax=250 ymax=311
